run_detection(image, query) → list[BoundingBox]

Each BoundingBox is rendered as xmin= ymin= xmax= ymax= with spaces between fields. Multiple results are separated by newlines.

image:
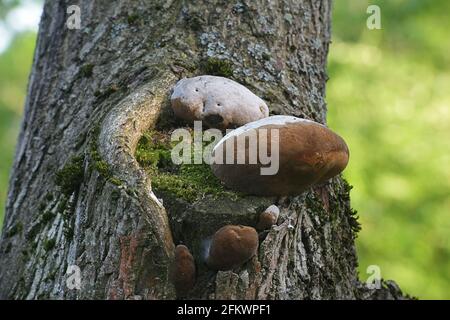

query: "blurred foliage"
xmin=0 ymin=0 xmax=448 ymax=299
xmin=328 ymin=0 xmax=450 ymax=299
xmin=0 ymin=0 xmax=21 ymax=19
xmin=0 ymin=32 xmax=36 ymax=228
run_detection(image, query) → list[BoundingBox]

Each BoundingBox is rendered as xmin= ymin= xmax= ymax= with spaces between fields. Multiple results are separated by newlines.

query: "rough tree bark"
xmin=0 ymin=0 xmax=405 ymax=299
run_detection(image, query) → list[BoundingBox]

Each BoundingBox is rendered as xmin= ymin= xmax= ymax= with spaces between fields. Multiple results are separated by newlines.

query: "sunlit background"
xmin=0 ymin=0 xmax=448 ymax=299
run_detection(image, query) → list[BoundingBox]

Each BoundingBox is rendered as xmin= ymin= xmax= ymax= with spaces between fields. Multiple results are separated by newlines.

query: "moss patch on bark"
xmin=55 ymin=156 xmax=84 ymax=195
xmin=201 ymin=57 xmax=234 ymax=78
xmin=136 ymin=129 xmax=240 ymax=202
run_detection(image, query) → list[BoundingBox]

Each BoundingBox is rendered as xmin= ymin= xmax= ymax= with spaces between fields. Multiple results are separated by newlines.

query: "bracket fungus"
xmin=206 ymin=225 xmax=259 ymax=271
xmin=170 ymin=245 xmax=196 ymax=297
xmin=170 ymin=75 xmax=269 ymax=129
xmin=256 ymin=204 xmax=280 ymax=230
xmin=210 ymin=115 xmax=349 ymax=196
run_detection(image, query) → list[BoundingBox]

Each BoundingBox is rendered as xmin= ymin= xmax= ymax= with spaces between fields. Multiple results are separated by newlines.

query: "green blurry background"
xmin=0 ymin=0 xmax=448 ymax=299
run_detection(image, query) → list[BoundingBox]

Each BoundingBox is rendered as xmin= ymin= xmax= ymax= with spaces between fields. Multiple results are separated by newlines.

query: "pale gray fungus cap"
xmin=171 ymin=75 xmax=269 ymax=129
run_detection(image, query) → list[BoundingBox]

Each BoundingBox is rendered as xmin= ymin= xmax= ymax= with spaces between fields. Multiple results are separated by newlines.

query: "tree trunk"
xmin=0 ymin=0 xmax=405 ymax=300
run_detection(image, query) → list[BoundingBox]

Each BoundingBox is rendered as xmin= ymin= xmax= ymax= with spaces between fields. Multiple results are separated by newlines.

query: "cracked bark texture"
xmin=0 ymin=0 xmax=405 ymax=299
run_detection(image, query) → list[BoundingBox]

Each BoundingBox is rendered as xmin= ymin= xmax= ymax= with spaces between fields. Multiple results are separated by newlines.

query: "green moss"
xmin=30 ymin=241 xmax=38 ymax=251
xmin=55 ymin=156 xmax=84 ymax=195
xmin=6 ymin=221 xmax=23 ymax=238
xmin=305 ymin=192 xmax=325 ymax=213
xmin=63 ymin=225 xmax=74 ymax=240
xmin=349 ymin=208 xmax=361 ymax=235
xmin=45 ymin=193 xmax=54 ymax=202
xmin=186 ymin=15 xmax=203 ymax=31
xmin=41 ymin=211 xmax=55 ymax=224
xmin=93 ymin=160 xmax=110 ymax=176
xmin=91 ymin=156 xmax=123 ymax=186
xmin=43 ymin=238 xmax=56 ymax=251
xmin=111 ymin=189 xmax=121 ymax=201
xmin=46 ymin=270 xmax=57 ymax=282
xmin=89 ymin=133 xmax=123 ymax=186
xmin=80 ymin=63 xmax=94 ymax=78
xmin=341 ymin=178 xmax=361 ymax=234
xmin=135 ymin=131 xmax=173 ymax=166
xmin=109 ymin=177 xmax=122 ymax=186
xmin=173 ymin=57 xmax=198 ymax=73
xmin=26 ymin=224 xmax=40 ymax=241
xmin=342 ymin=178 xmax=353 ymax=200
xmin=136 ymin=129 xmax=241 ymax=202
xmin=127 ymin=14 xmax=140 ymax=25
xmin=57 ymin=197 xmax=68 ymax=214
xmin=201 ymin=57 xmax=234 ymax=78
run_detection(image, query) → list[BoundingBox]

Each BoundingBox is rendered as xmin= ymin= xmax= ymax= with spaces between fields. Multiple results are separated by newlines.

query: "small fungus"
xmin=171 ymin=244 xmax=196 ymax=297
xmin=256 ymin=204 xmax=280 ymax=230
xmin=206 ymin=225 xmax=258 ymax=271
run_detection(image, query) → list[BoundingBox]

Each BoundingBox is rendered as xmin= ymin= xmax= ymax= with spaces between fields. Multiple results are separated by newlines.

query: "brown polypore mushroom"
xmin=170 ymin=245 xmax=196 ymax=297
xmin=170 ymin=75 xmax=269 ymax=129
xmin=206 ymin=225 xmax=259 ymax=271
xmin=256 ymin=204 xmax=280 ymax=230
xmin=211 ymin=115 xmax=349 ymax=195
